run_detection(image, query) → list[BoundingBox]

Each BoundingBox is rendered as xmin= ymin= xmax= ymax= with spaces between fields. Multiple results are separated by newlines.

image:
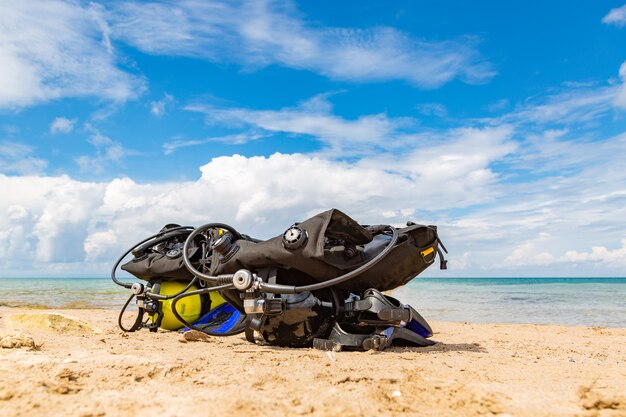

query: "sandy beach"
xmin=0 ymin=307 xmax=624 ymax=417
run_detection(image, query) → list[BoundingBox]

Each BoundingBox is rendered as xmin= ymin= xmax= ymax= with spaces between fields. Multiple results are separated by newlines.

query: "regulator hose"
xmin=170 ymin=283 xmax=246 ymax=336
xmin=117 ymin=293 xmax=143 ymax=332
xmin=182 ymin=223 xmax=243 ymax=284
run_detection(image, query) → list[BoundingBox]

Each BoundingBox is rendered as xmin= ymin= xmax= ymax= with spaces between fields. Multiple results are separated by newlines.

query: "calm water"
xmin=0 ymin=278 xmax=128 ymax=310
xmin=395 ymin=278 xmax=626 ymax=328
xmin=0 ymin=277 xmax=624 ymax=327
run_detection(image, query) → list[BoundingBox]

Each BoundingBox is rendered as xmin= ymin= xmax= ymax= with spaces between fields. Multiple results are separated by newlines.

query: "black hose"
xmin=118 ymin=293 xmax=143 ymax=332
xmin=150 ymin=276 xmax=205 ymax=301
xmin=111 ymin=226 xmax=194 ymax=289
xmin=182 ymin=223 xmax=243 ymax=284
xmin=170 ymin=284 xmax=246 ymax=336
xmin=259 ymin=226 xmax=399 ymax=294
xmin=195 ymin=274 xmax=236 ymax=286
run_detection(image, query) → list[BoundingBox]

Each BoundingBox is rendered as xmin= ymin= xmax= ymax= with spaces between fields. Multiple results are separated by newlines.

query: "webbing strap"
xmin=437 ymin=247 xmax=448 ymax=270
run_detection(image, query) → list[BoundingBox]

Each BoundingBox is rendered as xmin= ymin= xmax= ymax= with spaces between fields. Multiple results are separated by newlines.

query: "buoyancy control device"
xmin=111 ymin=209 xmax=447 ymax=351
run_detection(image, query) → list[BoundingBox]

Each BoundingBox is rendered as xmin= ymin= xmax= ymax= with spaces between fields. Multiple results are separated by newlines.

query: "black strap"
xmin=313 ymin=327 xmax=389 ymax=351
xmin=343 ymin=299 xmax=372 ymax=312
xmin=377 ymin=307 xmax=410 ymax=322
xmin=244 ymin=315 xmax=257 ymax=344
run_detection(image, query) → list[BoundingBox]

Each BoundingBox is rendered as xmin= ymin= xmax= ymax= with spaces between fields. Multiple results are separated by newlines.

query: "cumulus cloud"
xmin=502 ymin=239 xmax=626 ymax=269
xmin=0 ymin=126 xmax=516 ymax=275
xmin=0 ymin=0 xmax=144 ymax=109
xmin=602 ymin=4 xmax=626 ymax=27
xmin=49 ymin=117 xmax=77 ymax=134
xmin=562 ymin=240 xmax=626 ymax=266
xmin=503 ymin=235 xmax=557 ymax=267
xmin=109 ymin=0 xmax=495 ymax=87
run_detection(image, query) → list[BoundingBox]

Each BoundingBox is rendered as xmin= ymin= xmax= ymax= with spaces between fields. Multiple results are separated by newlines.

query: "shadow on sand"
xmin=389 ymin=341 xmax=486 ymax=354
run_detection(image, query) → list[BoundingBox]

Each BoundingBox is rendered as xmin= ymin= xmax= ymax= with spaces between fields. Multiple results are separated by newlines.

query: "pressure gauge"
xmin=282 ymin=225 xmax=308 ymax=250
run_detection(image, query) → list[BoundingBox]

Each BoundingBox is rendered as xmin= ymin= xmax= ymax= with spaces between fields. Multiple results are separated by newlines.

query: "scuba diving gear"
xmin=111 ymin=209 xmax=447 ymax=351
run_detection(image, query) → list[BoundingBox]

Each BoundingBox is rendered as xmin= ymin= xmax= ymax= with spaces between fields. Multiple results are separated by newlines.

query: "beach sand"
xmin=0 ymin=307 xmax=624 ymax=417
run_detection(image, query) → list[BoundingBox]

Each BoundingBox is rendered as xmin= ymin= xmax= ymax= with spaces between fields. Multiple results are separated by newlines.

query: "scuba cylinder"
xmin=151 ymin=281 xmax=202 ymax=330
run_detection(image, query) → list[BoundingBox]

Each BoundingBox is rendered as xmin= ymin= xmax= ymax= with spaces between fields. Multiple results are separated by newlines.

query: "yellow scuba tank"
xmin=150 ymin=281 xmax=227 ymax=330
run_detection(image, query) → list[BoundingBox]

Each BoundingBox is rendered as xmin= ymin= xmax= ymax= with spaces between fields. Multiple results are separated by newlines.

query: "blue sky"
xmin=1 ymin=0 xmax=626 ymax=277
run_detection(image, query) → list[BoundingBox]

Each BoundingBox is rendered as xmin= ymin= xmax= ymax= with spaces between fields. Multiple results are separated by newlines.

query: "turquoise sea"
xmin=0 ymin=277 xmax=624 ymax=328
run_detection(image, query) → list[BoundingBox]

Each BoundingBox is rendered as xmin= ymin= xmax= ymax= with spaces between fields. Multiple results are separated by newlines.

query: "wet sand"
xmin=0 ymin=307 xmax=624 ymax=417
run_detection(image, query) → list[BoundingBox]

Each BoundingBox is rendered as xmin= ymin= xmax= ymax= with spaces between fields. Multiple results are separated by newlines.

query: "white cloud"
xmin=187 ymin=94 xmax=415 ymax=155
xmin=0 ymin=0 xmax=144 ymax=109
xmin=188 ymin=64 xmax=626 ymax=157
xmin=615 ymin=61 xmax=626 ymax=109
xmin=502 ymin=239 xmax=626 ymax=269
xmin=49 ymin=117 xmax=77 ymax=134
xmin=503 ymin=235 xmax=557 ymax=267
xmin=75 ymin=127 xmax=131 ymax=174
xmin=109 ymin=0 xmax=495 ymax=87
xmin=163 ymin=132 xmax=266 ymax=155
xmin=602 ymin=4 xmax=626 ymax=27
xmin=443 ymin=129 xmax=626 ymax=275
xmin=150 ymin=93 xmax=174 ymax=117
xmin=498 ymin=84 xmax=619 ymax=126
xmin=0 ymin=141 xmax=47 ymax=175
xmin=416 ymin=103 xmax=448 ymax=118
xmin=32 ymin=179 xmax=105 ymax=263
xmin=561 ymin=240 xmax=626 ymax=266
